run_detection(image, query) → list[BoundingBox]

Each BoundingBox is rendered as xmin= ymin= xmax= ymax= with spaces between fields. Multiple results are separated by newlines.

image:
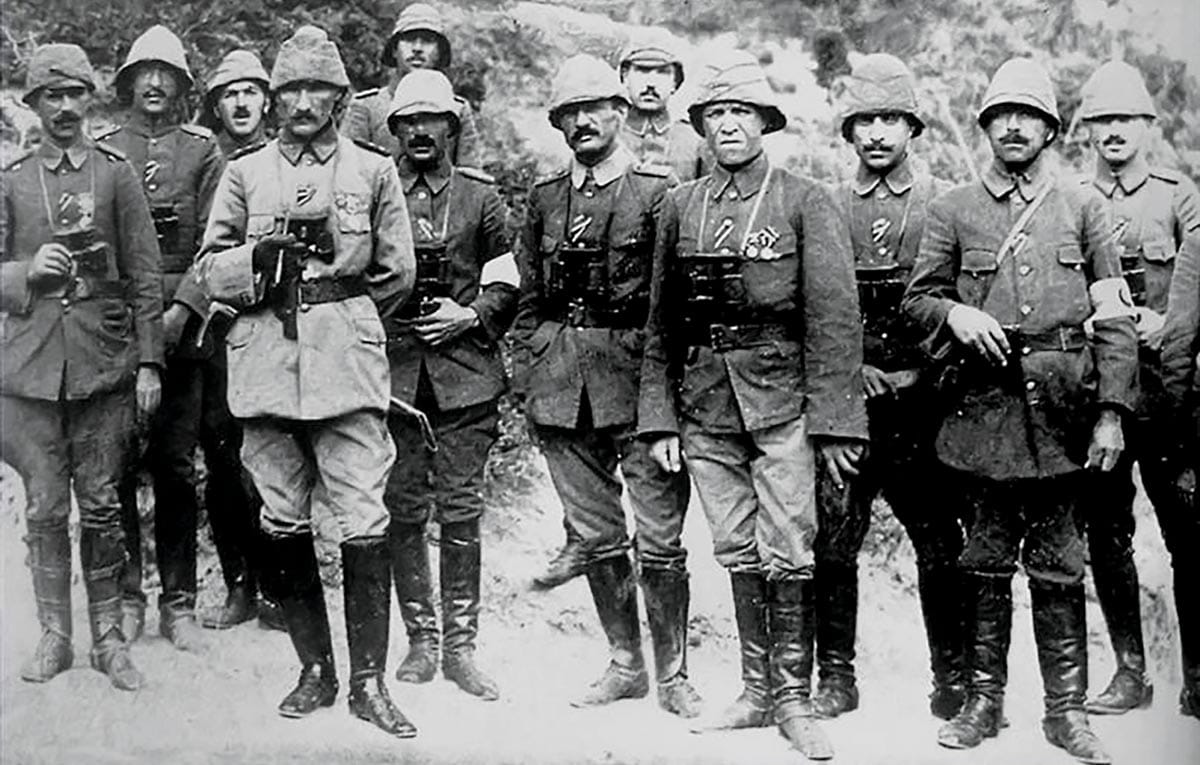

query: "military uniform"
xmin=1077 ymin=59 xmax=1200 ymax=719
xmin=197 ymin=25 xmax=417 ymax=737
xmin=1 ymin=43 xmax=163 ymax=691
xmin=343 ymin=84 xmax=480 ymax=167
xmin=383 ymin=69 xmax=516 ymax=701
xmin=98 ymin=24 xmax=227 ymax=641
xmin=1161 ymin=229 xmax=1200 ymax=719
xmin=902 ymin=57 xmax=1137 ymax=765
xmin=621 ymin=112 xmax=709 ymax=182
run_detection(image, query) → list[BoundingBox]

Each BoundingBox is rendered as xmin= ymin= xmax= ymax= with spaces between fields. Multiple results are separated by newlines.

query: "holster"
xmin=1119 ymin=252 xmax=1147 ymax=306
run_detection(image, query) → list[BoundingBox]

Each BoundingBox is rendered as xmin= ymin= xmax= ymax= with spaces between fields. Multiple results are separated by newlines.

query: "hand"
xmin=163 ymin=303 xmax=191 ymax=351
xmin=818 ymin=439 xmax=865 ymax=489
xmin=947 ymin=304 xmax=1011 ymax=366
xmin=650 ymin=435 xmax=683 ymax=473
xmin=28 ymin=243 xmax=74 ymax=286
xmin=413 ymin=298 xmax=478 ymax=347
xmin=136 ymin=365 xmax=162 ymax=425
xmin=861 ymin=364 xmax=894 ymax=399
xmin=1134 ymin=306 xmax=1165 ymax=349
xmin=1085 ymin=409 xmax=1124 ymax=472
xmin=251 ymin=233 xmax=298 ymax=283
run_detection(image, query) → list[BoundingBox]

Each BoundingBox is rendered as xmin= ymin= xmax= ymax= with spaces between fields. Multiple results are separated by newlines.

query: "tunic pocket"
xmin=226 ymin=319 xmax=256 ymax=350
xmin=1141 ymin=240 xmax=1174 ymax=263
xmin=957 ymin=249 xmax=997 ymax=306
xmin=355 ymin=316 xmax=386 ymax=345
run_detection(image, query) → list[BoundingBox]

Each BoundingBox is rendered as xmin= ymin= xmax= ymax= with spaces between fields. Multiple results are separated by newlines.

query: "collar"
xmin=710 ymin=151 xmax=770 ymax=200
xmin=38 ymin=136 xmax=90 ymax=171
xmin=571 ymin=144 xmax=633 ymax=189
xmin=1092 ymin=154 xmax=1150 ymax=197
xmin=398 ymin=156 xmax=452 ymax=195
xmin=125 ymin=112 xmax=182 ymax=139
xmin=852 ymin=154 xmax=914 ymax=197
xmin=277 ymin=122 xmax=339 ymax=166
xmin=218 ymin=128 xmax=266 ymax=158
xmin=982 ymin=154 xmax=1053 ymax=202
xmin=625 ymin=109 xmax=673 ymax=137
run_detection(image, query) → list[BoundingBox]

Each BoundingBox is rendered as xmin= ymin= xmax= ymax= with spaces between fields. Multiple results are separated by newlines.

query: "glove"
xmin=252 ymin=233 xmax=298 ymax=288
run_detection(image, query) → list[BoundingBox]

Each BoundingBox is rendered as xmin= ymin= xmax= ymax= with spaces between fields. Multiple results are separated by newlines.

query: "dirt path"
xmin=2 ymin=461 xmax=1198 ymax=765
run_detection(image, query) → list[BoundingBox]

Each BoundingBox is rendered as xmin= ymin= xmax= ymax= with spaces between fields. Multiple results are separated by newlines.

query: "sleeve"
xmin=1080 ymin=189 xmax=1138 ymax=413
xmin=1172 ymin=175 xmax=1200 ymax=247
xmin=196 ymin=163 xmax=260 ymax=308
xmin=510 ymin=185 xmax=544 ymax=395
xmin=636 ymin=186 xmax=683 ymax=437
xmin=0 ymin=179 xmax=33 ymax=315
xmin=453 ymin=104 xmax=482 ymax=169
xmin=171 ymin=140 xmax=227 ymax=315
xmin=799 ymin=180 xmax=869 ymax=440
xmin=1163 ymin=230 xmax=1200 ymax=405
xmin=113 ymin=159 xmax=166 ymax=368
xmin=900 ymin=193 xmax=962 ymax=361
xmin=467 ymin=187 xmax=518 ymax=341
xmin=365 ymin=159 xmax=416 ymax=319
xmin=341 ymin=97 xmax=372 ymax=144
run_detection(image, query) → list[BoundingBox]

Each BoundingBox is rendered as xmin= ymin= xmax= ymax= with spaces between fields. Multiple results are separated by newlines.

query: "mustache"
xmin=408 ymin=135 xmax=436 ymax=149
xmin=51 ymin=113 xmax=81 ymax=128
xmin=1102 ymin=135 xmax=1127 ymax=146
xmin=140 ymin=87 xmax=167 ymax=99
xmin=231 ymin=106 xmax=252 ymax=119
xmin=999 ymin=132 xmax=1028 ymax=145
xmin=862 ymin=141 xmax=894 ymax=152
xmin=571 ymin=127 xmax=599 ymax=142
xmin=638 ymin=86 xmax=661 ymax=99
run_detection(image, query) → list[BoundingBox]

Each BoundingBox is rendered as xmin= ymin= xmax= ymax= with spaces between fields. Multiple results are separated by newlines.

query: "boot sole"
xmin=1084 ymin=696 xmax=1153 ymax=715
xmin=1047 ymin=740 xmax=1111 ymax=765
xmin=350 ymin=709 xmax=418 ymax=738
xmin=279 ymin=694 xmax=337 ymax=718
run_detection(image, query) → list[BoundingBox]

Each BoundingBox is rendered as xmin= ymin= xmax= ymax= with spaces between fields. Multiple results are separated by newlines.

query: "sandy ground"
xmin=1 ymin=455 xmax=1198 ymax=765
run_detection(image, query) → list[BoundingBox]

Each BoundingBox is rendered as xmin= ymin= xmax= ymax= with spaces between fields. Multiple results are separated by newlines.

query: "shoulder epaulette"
xmin=633 ymin=162 xmax=672 ymax=179
xmin=2 ymin=148 xmax=35 ymax=171
xmin=91 ymin=124 xmax=121 ymax=141
xmin=94 ymin=142 xmax=128 ymax=162
xmin=1150 ymin=167 xmax=1184 ymax=185
xmin=227 ymin=140 xmax=268 ymax=162
xmin=535 ymin=168 xmax=570 ymax=187
xmin=455 ymin=166 xmax=496 ymax=184
xmin=354 ymin=87 xmax=382 ymax=100
xmin=180 ymin=123 xmax=214 ymax=140
xmin=352 ymin=138 xmax=391 ymax=157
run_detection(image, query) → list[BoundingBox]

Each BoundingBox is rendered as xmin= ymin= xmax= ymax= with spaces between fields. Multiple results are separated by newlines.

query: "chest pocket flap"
xmin=335 ymin=192 xmax=371 ymax=233
xmin=1142 ymin=240 xmax=1174 ymax=263
xmin=1056 ymin=244 xmax=1085 ymax=269
xmin=961 ymin=248 xmax=998 ymax=276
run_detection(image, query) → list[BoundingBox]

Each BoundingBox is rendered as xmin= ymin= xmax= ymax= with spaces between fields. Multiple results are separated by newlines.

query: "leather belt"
xmin=689 ymin=322 xmax=796 ymax=352
xmin=42 ymin=278 xmax=128 ymax=300
xmin=1010 ymin=325 xmax=1087 ymax=354
xmin=299 ymin=275 xmax=368 ymax=304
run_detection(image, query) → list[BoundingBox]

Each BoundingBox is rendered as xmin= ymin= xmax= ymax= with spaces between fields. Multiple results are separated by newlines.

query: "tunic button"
xmin=1018 ymin=264 xmax=1032 ymax=276
xmin=299 ymin=302 xmax=310 ymax=312
xmin=719 ymin=247 xmax=732 ymax=256
xmin=1026 ymin=380 xmax=1036 ymax=391
xmin=1020 ymin=304 xmax=1033 ymax=316
xmin=148 ymin=183 xmax=158 ymax=191
xmin=727 ymin=191 xmax=738 ymax=201
xmin=416 ymin=191 xmax=427 ymax=200
xmin=584 ymin=190 xmax=594 ymax=198
xmin=61 ymin=297 xmax=70 ymax=307
xmin=1022 ymin=346 xmax=1032 ymax=355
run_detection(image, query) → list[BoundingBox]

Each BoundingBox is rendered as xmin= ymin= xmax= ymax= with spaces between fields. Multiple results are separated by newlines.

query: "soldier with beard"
xmin=96 ymin=24 xmax=224 ymax=651
xmin=903 ymin=58 xmax=1137 ymax=764
xmin=194 ymin=48 xmax=285 ymax=632
xmin=812 ymin=53 xmax=966 ymax=722
xmin=343 ymin=3 xmax=480 ymax=166
xmin=2 ymin=43 xmax=163 ymax=691
xmin=1074 ymin=59 xmax=1200 ymax=717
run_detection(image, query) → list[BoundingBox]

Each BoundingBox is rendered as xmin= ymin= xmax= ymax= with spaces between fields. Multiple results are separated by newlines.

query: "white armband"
xmin=480 ymin=251 xmax=520 ymax=288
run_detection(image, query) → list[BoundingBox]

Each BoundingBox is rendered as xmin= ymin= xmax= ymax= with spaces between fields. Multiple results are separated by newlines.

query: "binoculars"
xmin=53 ymin=228 xmax=108 ymax=279
xmin=677 ymin=252 xmax=745 ymax=325
xmin=283 ymin=216 xmax=336 ymax=264
xmin=397 ymin=242 xmax=452 ymax=319
xmin=150 ymin=205 xmax=180 ymax=254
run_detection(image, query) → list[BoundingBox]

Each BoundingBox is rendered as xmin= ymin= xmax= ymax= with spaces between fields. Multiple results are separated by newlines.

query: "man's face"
xmin=34 ymin=85 xmax=91 ymax=146
xmin=393 ymin=112 xmax=455 ymax=168
xmin=557 ymin=98 xmax=625 ymax=163
xmin=623 ymin=62 xmax=676 ymax=112
xmin=850 ymin=112 xmax=913 ymax=173
xmin=394 ymin=31 xmax=443 ymax=73
xmin=1086 ymin=115 xmax=1151 ymax=167
xmin=702 ymin=101 xmax=766 ymax=167
xmin=984 ymin=105 xmax=1054 ymax=168
xmin=130 ymin=62 xmax=182 ymax=117
xmin=275 ymin=81 xmax=342 ymax=140
xmin=214 ymin=80 xmax=267 ymax=139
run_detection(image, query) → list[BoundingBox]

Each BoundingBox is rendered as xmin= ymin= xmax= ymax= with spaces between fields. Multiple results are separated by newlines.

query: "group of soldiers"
xmin=2 ymin=2 xmax=1198 ymax=763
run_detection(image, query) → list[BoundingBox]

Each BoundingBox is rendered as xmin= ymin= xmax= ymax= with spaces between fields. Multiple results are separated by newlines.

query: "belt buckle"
xmin=567 ymin=302 xmax=587 ymax=327
xmin=709 ymin=323 xmax=734 ymax=352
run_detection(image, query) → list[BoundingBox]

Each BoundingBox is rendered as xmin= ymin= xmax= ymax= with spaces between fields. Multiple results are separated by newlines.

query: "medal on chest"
xmin=871 ymin=217 xmax=893 ymax=259
xmin=57 ymin=191 xmax=95 ymax=230
xmin=568 ymin=213 xmax=593 ymax=244
xmin=295 ymin=184 xmax=318 ymax=208
xmin=743 ymin=225 xmax=782 ymax=261
xmin=415 ymin=216 xmax=436 ymax=241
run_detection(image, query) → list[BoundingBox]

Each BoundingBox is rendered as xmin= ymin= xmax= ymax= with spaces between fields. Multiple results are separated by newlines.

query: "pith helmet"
xmin=270 ymin=25 xmax=350 ymax=91
xmin=198 ymin=50 xmax=269 ymax=130
xmin=619 ymin=28 xmax=684 ymax=90
xmin=838 ymin=53 xmax=924 ymax=141
xmin=547 ymin=54 xmax=630 ymax=129
xmin=977 ymin=57 xmax=1060 ymax=131
xmin=387 ymin=69 xmax=461 ymax=134
xmin=687 ymin=49 xmax=786 ymax=137
xmin=1078 ymin=60 xmax=1156 ymax=121
xmin=23 ymin=43 xmax=96 ymax=105
xmin=115 ymin=25 xmax=194 ymax=94
xmin=382 ymin=3 xmax=451 ymax=69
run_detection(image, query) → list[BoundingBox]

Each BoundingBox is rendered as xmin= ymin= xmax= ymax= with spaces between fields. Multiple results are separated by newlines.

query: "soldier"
xmin=617 ymin=28 xmax=709 ymax=181
xmin=196 ymin=25 xmax=417 ymax=736
xmin=196 ymin=48 xmax=284 ymax=631
xmin=812 ymin=52 xmax=966 ymax=721
xmin=1 ymin=43 xmax=163 ymax=691
xmin=1075 ymin=59 xmax=1200 ymax=716
xmin=902 ymin=58 xmax=1137 ymax=764
xmin=342 ymin=2 xmax=480 ymax=166
xmin=1161 ymin=229 xmax=1200 ymax=720
xmin=512 ymin=54 xmax=699 ymax=717
xmin=382 ymin=69 xmax=518 ymax=701
xmin=639 ymin=50 xmax=868 ymax=760
xmin=97 ymin=24 xmax=225 ymax=649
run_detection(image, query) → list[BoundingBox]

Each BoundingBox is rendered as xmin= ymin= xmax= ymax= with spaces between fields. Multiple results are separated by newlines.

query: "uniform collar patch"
xmin=571 ymin=144 xmax=633 ymax=190
xmin=710 ymin=150 xmax=770 ymax=201
xmin=125 ymin=113 xmax=181 ymax=139
xmin=982 ymin=154 xmax=1052 ymax=202
xmin=38 ymin=137 xmax=90 ymax=171
xmin=278 ymin=122 xmax=339 ymax=166
xmin=853 ymin=155 xmax=913 ymax=197
xmin=398 ymin=157 xmax=452 ymax=195
xmin=1092 ymin=154 xmax=1150 ymax=197
xmin=625 ymin=109 xmax=672 ymax=137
